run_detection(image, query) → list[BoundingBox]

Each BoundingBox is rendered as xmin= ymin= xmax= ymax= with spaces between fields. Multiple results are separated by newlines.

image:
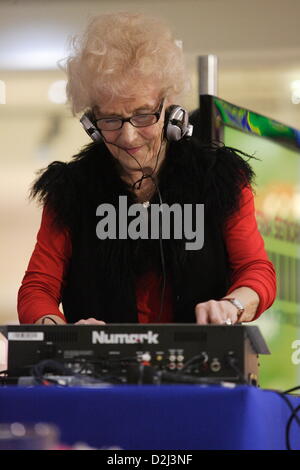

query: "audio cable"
xmin=274 ymin=385 xmax=300 ymax=450
xmin=102 ymin=130 xmax=167 ymax=322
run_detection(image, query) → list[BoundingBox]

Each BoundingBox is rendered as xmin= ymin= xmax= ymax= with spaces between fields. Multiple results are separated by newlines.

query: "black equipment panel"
xmin=0 ymin=324 xmax=270 ymax=386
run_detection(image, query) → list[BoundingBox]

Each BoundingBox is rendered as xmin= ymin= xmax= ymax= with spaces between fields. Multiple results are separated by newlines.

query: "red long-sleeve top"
xmin=18 ymin=186 xmax=276 ymax=324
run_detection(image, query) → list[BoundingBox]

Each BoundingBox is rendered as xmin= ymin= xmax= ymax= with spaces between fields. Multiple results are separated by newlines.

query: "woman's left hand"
xmin=194 ymin=300 xmax=240 ymax=325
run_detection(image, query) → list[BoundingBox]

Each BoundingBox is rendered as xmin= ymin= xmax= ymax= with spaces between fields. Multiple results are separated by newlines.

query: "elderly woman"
xmin=18 ymin=12 xmax=276 ymax=326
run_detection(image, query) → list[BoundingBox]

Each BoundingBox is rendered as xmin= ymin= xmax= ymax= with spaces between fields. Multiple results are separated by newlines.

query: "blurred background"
xmin=1 ymin=0 xmax=300 ymax=327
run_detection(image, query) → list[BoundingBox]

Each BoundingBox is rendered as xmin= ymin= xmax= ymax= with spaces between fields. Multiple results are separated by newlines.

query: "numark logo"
xmin=92 ymin=330 xmax=159 ymax=345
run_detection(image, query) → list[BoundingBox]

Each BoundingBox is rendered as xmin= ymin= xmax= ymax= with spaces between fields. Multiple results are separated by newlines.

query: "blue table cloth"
xmin=0 ymin=385 xmax=299 ymax=450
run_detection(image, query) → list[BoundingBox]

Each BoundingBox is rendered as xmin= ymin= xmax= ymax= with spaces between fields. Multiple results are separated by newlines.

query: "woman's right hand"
xmin=35 ymin=315 xmax=66 ymax=325
xmin=74 ymin=318 xmax=106 ymax=325
xmin=35 ymin=315 xmax=106 ymax=325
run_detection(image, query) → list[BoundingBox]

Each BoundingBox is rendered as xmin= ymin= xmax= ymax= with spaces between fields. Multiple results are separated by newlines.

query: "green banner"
xmin=223 ymin=123 xmax=300 ymax=390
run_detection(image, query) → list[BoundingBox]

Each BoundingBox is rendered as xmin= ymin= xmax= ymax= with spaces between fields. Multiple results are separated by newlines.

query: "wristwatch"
xmin=221 ymin=297 xmax=245 ymax=317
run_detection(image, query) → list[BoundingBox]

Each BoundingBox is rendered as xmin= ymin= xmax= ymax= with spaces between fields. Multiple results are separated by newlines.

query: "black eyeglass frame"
xmin=94 ymin=99 xmax=165 ymax=131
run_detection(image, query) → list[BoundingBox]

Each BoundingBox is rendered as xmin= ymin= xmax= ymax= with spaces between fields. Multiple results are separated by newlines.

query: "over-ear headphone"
xmin=80 ymin=105 xmax=193 ymax=143
xmin=80 ymin=111 xmax=102 ymax=142
xmin=164 ymin=105 xmax=193 ymax=141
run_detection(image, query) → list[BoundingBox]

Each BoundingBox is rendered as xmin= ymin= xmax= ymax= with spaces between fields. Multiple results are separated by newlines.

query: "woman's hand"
xmin=74 ymin=318 xmax=106 ymax=325
xmin=35 ymin=315 xmax=66 ymax=325
xmin=194 ymin=287 xmax=260 ymax=324
xmin=195 ymin=300 xmax=240 ymax=325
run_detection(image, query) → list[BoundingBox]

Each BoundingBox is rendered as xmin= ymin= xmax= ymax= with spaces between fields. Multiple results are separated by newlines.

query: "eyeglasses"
xmin=95 ymin=100 xmax=164 ymax=131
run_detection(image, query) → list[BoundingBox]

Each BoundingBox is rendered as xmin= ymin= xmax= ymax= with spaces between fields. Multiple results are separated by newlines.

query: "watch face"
xmin=232 ymin=299 xmax=245 ymax=313
xmin=223 ymin=297 xmax=244 ymax=313
xmin=234 ymin=299 xmax=243 ymax=309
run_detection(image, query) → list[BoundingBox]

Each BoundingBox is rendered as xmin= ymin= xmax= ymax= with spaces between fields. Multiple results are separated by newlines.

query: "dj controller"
xmin=0 ymin=324 xmax=270 ymax=386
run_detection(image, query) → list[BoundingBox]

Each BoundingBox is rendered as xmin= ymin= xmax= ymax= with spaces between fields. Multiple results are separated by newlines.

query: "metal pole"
xmin=198 ymin=55 xmax=218 ymax=96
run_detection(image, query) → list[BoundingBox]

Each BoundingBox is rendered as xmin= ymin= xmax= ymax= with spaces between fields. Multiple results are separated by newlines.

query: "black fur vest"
xmin=31 ymin=138 xmax=254 ymax=323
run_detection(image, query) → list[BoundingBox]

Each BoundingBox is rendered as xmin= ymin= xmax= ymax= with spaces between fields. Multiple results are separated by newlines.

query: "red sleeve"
xmin=17 ymin=206 xmax=72 ymax=324
xmin=223 ymin=185 xmax=277 ymax=320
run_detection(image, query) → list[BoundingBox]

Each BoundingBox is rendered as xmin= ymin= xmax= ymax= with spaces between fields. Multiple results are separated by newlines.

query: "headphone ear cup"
xmin=80 ymin=111 xmax=102 ymax=142
xmin=165 ymin=122 xmax=183 ymax=142
xmin=165 ymin=105 xmax=189 ymax=142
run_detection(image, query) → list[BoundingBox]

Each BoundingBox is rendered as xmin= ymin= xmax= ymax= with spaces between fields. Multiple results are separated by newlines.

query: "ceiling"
xmin=1 ymin=0 xmax=300 ymax=68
